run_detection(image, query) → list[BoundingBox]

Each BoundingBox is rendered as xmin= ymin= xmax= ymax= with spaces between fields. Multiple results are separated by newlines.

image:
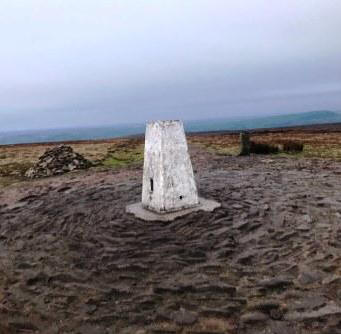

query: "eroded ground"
xmin=0 ymin=128 xmax=341 ymax=333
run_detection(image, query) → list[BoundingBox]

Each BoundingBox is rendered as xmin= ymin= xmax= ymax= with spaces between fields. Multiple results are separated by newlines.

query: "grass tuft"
xmin=0 ymin=162 xmax=33 ymax=177
xmin=101 ymin=143 xmax=144 ymax=168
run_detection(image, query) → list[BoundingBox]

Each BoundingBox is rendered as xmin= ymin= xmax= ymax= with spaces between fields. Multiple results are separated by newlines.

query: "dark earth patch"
xmin=0 ymin=148 xmax=341 ymax=333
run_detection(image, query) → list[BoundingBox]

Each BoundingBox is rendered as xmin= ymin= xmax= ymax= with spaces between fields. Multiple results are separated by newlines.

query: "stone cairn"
xmin=239 ymin=132 xmax=251 ymax=156
xmin=25 ymin=145 xmax=92 ymax=178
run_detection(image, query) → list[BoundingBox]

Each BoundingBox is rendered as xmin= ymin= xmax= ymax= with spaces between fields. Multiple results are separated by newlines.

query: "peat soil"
xmin=0 ymin=147 xmax=341 ymax=334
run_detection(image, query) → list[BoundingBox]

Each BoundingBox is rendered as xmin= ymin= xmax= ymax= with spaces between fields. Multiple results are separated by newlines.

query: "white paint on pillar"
xmin=142 ymin=120 xmax=199 ymax=213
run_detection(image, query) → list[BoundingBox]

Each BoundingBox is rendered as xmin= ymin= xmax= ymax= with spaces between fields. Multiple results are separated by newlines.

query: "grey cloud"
xmin=0 ymin=0 xmax=340 ymax=130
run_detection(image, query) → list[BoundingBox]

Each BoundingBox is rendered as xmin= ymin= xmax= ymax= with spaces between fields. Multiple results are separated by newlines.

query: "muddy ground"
xmin=0 ymin=138 xmax=341 ymax=333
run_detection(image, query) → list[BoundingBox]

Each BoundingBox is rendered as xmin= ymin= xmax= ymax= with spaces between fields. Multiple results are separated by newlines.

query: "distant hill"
xmin=186 ymin=110 xmax=341 ymax=132
xmin=1 ymin=110 xmax=341 ymax=145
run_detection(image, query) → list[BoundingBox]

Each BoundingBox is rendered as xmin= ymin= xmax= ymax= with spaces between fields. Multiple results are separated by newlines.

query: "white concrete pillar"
xmin=142 ymin=120 xmax=199 ymax=213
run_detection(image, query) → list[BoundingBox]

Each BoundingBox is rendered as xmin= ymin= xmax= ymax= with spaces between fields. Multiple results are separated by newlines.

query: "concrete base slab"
xmin=126 ymin=197 xmax=221 ymax=222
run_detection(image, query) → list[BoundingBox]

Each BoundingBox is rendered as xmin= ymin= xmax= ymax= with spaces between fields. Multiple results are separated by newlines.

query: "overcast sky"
xmin=1 ymin=0 xmax=340 ymax=131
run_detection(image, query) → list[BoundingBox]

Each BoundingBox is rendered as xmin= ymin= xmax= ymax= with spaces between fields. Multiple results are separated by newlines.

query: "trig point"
xmin=142 ymin=120 xmax=199 ymax=212
xmin=126 ymin=120 xmax=220 ymax=221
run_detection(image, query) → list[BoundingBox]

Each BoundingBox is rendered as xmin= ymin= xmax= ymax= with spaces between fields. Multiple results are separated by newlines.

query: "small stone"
xmin=277 ymin=231 xmax=297 ymax=241
xmin=248 ymin=207 xmax=259 ymax=217
xmin=171 ymin=308 xmax=198 ymax=326
xmin=302 ymin=214 xmax=313 ymax=223
xmin=298 ymin=266 xmax=324 ymax=285
xmin=195 ymin=282 xmax=236 ymax=295
xmin=233 ymin=221 xmax=249 ymax=230
xmin=258 ymin=277 xmax=293 ymax=289
xmin=291 ymin=295 xmax=326 ymax=311
xmin=154 ymin=283 xmax=181 ymax=294
xmin=236 ymin=251 xmax=254 ymax=265
xmin=247 ymin=299 xmax=281 ymax=312
xmin=201 ymin=304 xmax=241 ymax=317
xmin=285 ymin=304 xmax=341 ymax=321
xmin=296 ymin=223 xmax=310 ymax=231
xmin=241 ymin=311 xmax=268 ymax=323
xmin=26 ymin=271 xmax=49 ymax=286
xmin=269 ymin=308 xmax=284 ymax=320
xmin=269 ymin=321 xmax=295 ymax=334
xmin=322 ymin=275 xmax=341 ymax=286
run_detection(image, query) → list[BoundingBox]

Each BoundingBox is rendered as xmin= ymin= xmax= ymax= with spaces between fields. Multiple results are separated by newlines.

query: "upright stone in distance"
xmin=142 ymin=120 xmax=199 ymax=213
xmin=239 ymin=132 xmax=250 ymax=156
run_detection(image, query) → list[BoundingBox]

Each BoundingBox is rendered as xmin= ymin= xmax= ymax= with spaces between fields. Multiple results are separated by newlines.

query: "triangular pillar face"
xmin=142 ymin=120 xmax=199 ymax=213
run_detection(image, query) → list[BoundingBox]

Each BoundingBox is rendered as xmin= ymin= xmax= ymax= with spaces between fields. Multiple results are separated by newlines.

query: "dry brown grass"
xmin=280 ymin=140 xmax=304 ymax=153
xmin=1 ymin=130 xmax=341 ymax=188
xmin=188 ymin=131 xmax=341 ymax=160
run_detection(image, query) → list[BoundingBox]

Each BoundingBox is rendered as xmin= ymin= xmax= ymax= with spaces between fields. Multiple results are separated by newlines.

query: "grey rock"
xmin=233 ymin=220 xmax=249 ymax=230
xmin=285 ymin=304 xmax=341 ymax=321
xmin=258 ymin=277 xmax=293 ymax=289
xmin=25 ymin=145 xmax=92 ymax=178
xmin=290 ymin=295 xmax=326 ymax=311
xmin=322 ymin=275 xmax=341 ymax=286
xmin=195 ymin=282 xmax=236 ymax=295
xmin=268 ymin=321 xmax=297 ymax=334
xmin=247 ymin=299 xmax=281 ymax=312
xmin=241 ymin=311 xmax=268 ymax=323
xmin=298 ymin=266 xmax=324 ymax=285
xmin=296 ymin=223 xmax=310 ymax=231
xmin=171 ymin=308 xmax=198 ymax=326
